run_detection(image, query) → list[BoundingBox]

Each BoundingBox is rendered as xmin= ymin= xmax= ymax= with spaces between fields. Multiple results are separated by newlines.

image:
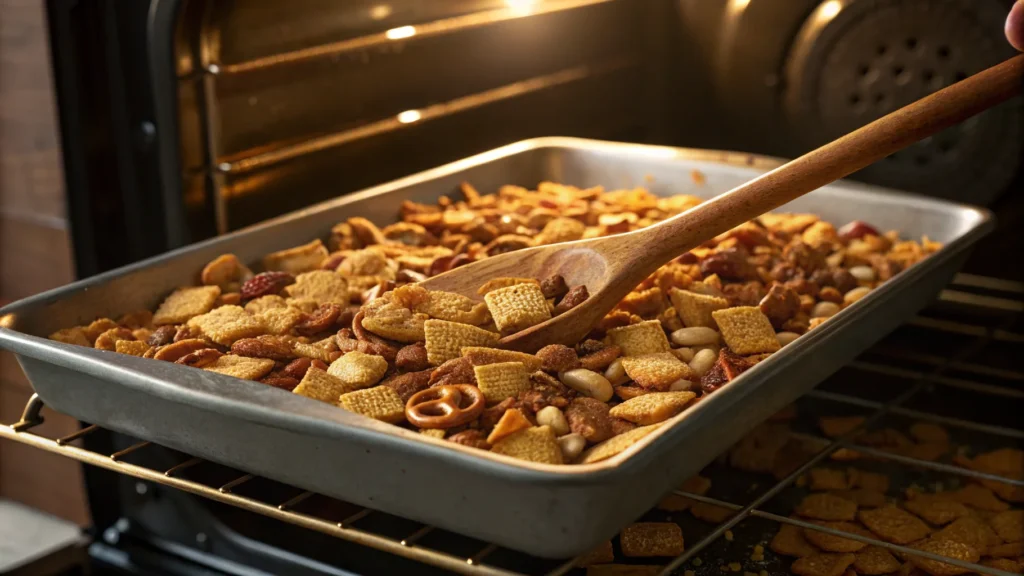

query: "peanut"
xmin=688 ymin=348 xmax=717 ymax=377
xmin=776 ymin=332 xmax=800 ymax=347
xmin=559 ymin=369 xmax=613 ymax=402
xmin=536 ymin=406 xmax=570 ymax=436
xmin=557 ymin=433 xmax=586 ymax=462
xmin=811 ymin=301 xmax=841 ymax=318
xmin=670 ymin=327 xmax=720 ymax=347
xmin=843 ymin=286 xmax=872 ymax=305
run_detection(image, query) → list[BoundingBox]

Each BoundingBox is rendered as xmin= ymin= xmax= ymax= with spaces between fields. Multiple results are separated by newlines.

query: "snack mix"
xmin=50 ymin=181 xmax=941 ymax=466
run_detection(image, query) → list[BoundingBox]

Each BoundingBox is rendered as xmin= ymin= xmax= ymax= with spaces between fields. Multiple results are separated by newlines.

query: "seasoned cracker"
xmin=338 ymin=386 xmax=406 ymax=423
xmin=859 ymin=505 xmax=932 ymax=544
xmin=933 ymin=515 xmax=1002 ymax=551
xmin=424 ymin=319 xmax=499 ymax=365
xmin=608 ymin=390 xmax=696 ymax=425
xmin=294 ymin=366 xmax=356 ymax=402
xmin=903 ymin=494 xmax=970 ymax=526
xmin=490 ymin=425 xmax=562 ymax=464
xmin=258 ymin=306 xmax=304 ymax=335
xmin=579 ymin=424 xmax=661 ymax=464
xmin=48 ymin=327 xmax=91 ymax=347
xmin=244 ymin=294 xmax=287 ymax=314
xmin=484 ymin=283 xmax=552 ymax=334
xmin=575 ymin=540 xmax=615 ymax=566
xmin=711 ymin=306 xmax=780 ymax=355
xmin=486 ymin=409 xmax=532 ymax=445
xmin=153 ymin=286 xmax=221 ymax=325
xmin=847 ymin=469 xmax=890 ymax=493
xmin=621 ymin=352 xmax=695 ymax=390
xmin=803 ymin=521 xmax=871 ymax=552
xmin=187 ymin=305 xmax=266 ymax=346
xmin=262 ymin=239 xmax=329 ymax=274
xmin=619 ymin=522 xmax=684 ymax=557
xmin=336 ymin=248 xmax=392 ymax=277
xmin=771 ymin=523 xmax=821 ymax=558
xmin=668 ymin=288 xmax=729 ymax=329
xmin=203 ymin=355 xmax=275 ymax=380
xmin=791 ymin=553 xmax=857 ymax=576
xmin=461 ymin=346 xmax=542 ymax=372
xmin=285 ymin=270 xmax=349 ymax=305
xmin=327 ymin=351 xmax=389 ymax=389
xmin=474 ymin=362 xmax=530 ymax=404
xmin=477 ymin=277 xmax=540 ymax=296
xmin=991 ymin=510 xmax=1024 ymax=543
xmin=115 ymin=340 xmax=151 ymax=357
xmin=945 ymin=484 xmax=1010 ymax=512
xmin=819 ymin=416 xmax=866 ymax=438
xmin=361 ymin=297 xmax=428 ymax=343
xmin=907 ymin=539 xmax=979 ymax=576
xmin=690 ymin=501 xmax=735 ymax=523
xmin=810 ymin=468 xmax=850 ymax=491
xmin=395 ymin=285 xmax=490 ymax=325
xmin=607 ymin=320 xmax=671 ymax=357
xmin=797 ymin=493 xmax=859 ymax=522
xmin=853 ymin=546 xmax=902 ymax=575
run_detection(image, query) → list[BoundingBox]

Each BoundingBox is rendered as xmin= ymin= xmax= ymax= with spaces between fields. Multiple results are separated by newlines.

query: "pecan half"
xmin=395 ymin=343 xmax=430 ymax=372
xmin=153 ymin=339 xmax=210 ymax=362
xmin=554 ymin=285 xmax=589 ymax=315
xmin=447 ymin=429 xmax=490 ymax=450
xmin=281 ymin=357 xmax=313 ymax=380
xmin=536 ymin=344 xmax=580 ymax=373
xmin=175 ymin=348 xmax=223 ymax=368
xmin=381 ymin=369 xmax=432 ymax=403
xmin=540 ymin=274 xmax=569 ymax=300
xmin=579 ymin=345 xmax=621 ymax=371
xmin=231 ymin=335 xmax=295 ymax=361
xmin=262 ymin=376 xmax=300 ymax=391
xmin=565 ymin=397 xmax=614 ymax=443
xmin=240 ymin=271 xmax=295 ymax=300
xmin=428 ymin=356 xmax=476 ymax=387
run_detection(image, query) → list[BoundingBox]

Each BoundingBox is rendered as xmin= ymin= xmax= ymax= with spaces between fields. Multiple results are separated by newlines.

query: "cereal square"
xmin=361 ymin=297 xmax=428 ymax=343
xmin=579 ymin=424 xmax=661 ymax=464
xmin=668 ymin=288 xmax=729 ymax=329
xmin=619 ymin=523 xmax=684 ymax=557
xmin=490 ymin=425 xmax=562 ymax=464
xmin=115 ymin=340 xmax=151 ymax=357
xmin=285 ymin=270 xmax=349 ymax=305
xmin=474 ymin=362 xmax=530 ymax=404
xmin=907 ymin=539 xmax=979 ymax=576
xmin=461 ymin=346 xmax=543 ymax=372
xmin=903 ymin=494 xmax=970 ymax=526
xmin=791 ymin=553 xmax=856 ymax=576
xmin=858 ymin=505 xmax=931 ymax=544
xmin=398 ymin=285 xmax=490 ymax=325
xmin=933 ymin=515 xmax=1001 ymax=551
xmin=802 ymin=521 xmax=871 ymax=552
xmin=621 ymin=352 xmax=695 ymax=390
xmin=608 ymin=391 xmax=696 ymax=425
xmin=244 ymin=294 xmax=287 ymax=315
xmin=328 ymin=351 xmax=389 ymax=389
xmin=853 ymin=546 xmax=901 ymax=575
xmin=796 ymin=493 xmax=858 ymax=521
xmin=258 ymin=306 xmax=304 ymax=335
xmin=203 ymin=355 xmax=275 ymax=380
xmin=338 ymin=386 xmax=406 ymax=423
xmin=771 ymin=523 xmax=821 ymax=558
xmin=292 ymin=341 xmax=333 ymax=363
xmin=153 ymin=286 xmax=221 ymax=325
xmin=484 ymin=283 xmax=552 ymax=334
xmin=847 ymin=468 xmax=890 ymax=493
xmin=49 ymin=327 xmax=91 ymax=347
xmin=477 ymin=277 xmax=540 ymax=296
xmin=810 ymin=468 xmax=850 ymax=491
xmin=819 ymin=416 xmax=866 ymax=438
xmin=423 ymin=319 xmax=499 ymax=365
xmin=262 ymin=239 xmax=329 ymax=274
xmin=991 ymin=510 xmax=1023 ymax=543
xmin=946 ymin=484 xmax=1009 ymax=512
xmin=294 ymin=367 xmax=356 ymax=403
xmin=187 ymin=305 xmax=266 ymax=346
xmin=711 ymin=306 xmax=781 ymax=355
xmin=419 ymin=429 xmax=446 ymax=439
xmin=690 ymin=502 xmax=734 ymax=523
xmin=607 ymin=320 xmax=671 ymax=357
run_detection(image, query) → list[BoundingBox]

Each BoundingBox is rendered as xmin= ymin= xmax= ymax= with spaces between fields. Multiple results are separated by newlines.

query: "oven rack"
xmin=2 ymin=274 xmax=1021 ymax=576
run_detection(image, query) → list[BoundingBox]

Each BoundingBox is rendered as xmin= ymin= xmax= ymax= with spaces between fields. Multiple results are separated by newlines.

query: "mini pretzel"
xmin=405 ymin=384 xmax=485 ymax=429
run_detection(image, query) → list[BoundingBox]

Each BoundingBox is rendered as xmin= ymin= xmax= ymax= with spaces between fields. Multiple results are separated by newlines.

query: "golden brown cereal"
xmin=819 ymin=416 xmax=866 ymax=438
xmin=397 ymin=285 xmax=490 ymax=325
xmin=619 ymin=522 xmax=684 ymax=557
xmin=115 ymin=340 xmax=151 ymax=357
xmin=82 ymin=318 xmax=120 ymax=343
xmin=579 ymin=424 xmax=662 ymax=464
xmin=991 ymin=510 xmax=1024 ymax=543
xmin=153 ymin=286 xmax=221 ymax=325
xmin=858 ymin=505 xmax=932 ymax=544
xmin=535 ymin=217 xmax=586 ymax=245
xmin=486 ymin=409 xmax=533 ymax=445
xmin=361 ymin=297 xmax=428 ymax=342
xmin=791 ymin=553 xmax=857 ymax=576
xmin=49 ymin=327 xmax=91 ymax=347
xmin=608 ymin=391 xmax=696 ymax=425
xmin=945 ymin=484 xmax=1010 ymax=512
xmin=461 ymin=346 xmax=543 ymax=372
xmin=847 ymin=469 xmax=890 ymax=493
xmin=94 ymin=328 xmax=135 ymax=351
xmin=690 ymin=502 xmax=735 ymax=523
xmin=327 ymin=351 xmax=388 ymax=389
xmin=293 ymin=367 xmax=355 ymax=403
xmin=575 ymin=540 xmax=615 ymax=566
xmin=797 ymin=493 xmax=859 ymax=521
xmin=338 ymin=386 xmax=405 ymax=424
xmin=187 ymin=305 xmax=266 ymax=346
xmin=771 ymin=524 xmax=821 ymax=558
xmin=853 ymin=546 xmax=902 ymax=575
xmin=419 ymin=428 xmax=446 ymax=439
xmin=802 ymin=522 xmax=871 ymax=553
xmin=476 ymin=277 xmax=540 ymax=295
xmin=810 ymin=468 xmax=850 ymax=491
xmin=933 ymin=514 xmax=1002 ymax=552
xmin=903 ymin=494 xmax=970 ymax=526
xmin=906 ymin=539 xmax=979 ymax=576
xmin=285 ymin=270 xmax=349 ymax=305
xmin=292 ymin=340 xmax=333 ymax=363
xmin=423 ymin=319 xmax=499 ymax=365
xmin=336 ymin=248 xmax=392 ymax=277
xmin=262 ymin=239 xmax=329 ymax=274
xmin=202 ymin=355 xmax=275 ymax=381
xmin=484 ymin=283 xmax=552 ymax=334
xmin=968 ymin=448 xmax=1024 ymax=503
xmin=607 ymin=320 xmax=671 ymax=357
xmin=258 ymin=306 xmax=305 ymax=335
xmin=711 ymin=306 xmax=781 ymax=355
xmin=490 ymin=425 xmax=562 ymax=464
xmin=244 ymin=295 xmax=287 ymax=315
xmin=669 ymin=288 xmax=730 ymax=329
xmin=621 ymin=352 xmax=695 ymax=390
xmin=474 ymin=362 xmax=530 ymax=404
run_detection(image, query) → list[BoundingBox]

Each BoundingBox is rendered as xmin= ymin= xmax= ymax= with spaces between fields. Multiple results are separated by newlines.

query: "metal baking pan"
xmin=0 ymin=138 xmax=993 ymax=558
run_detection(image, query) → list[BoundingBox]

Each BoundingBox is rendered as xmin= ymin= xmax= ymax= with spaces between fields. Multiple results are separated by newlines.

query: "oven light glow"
xmin=729 ymin=0 xmax=751 ymax=12
xmin=505 ymin=0 xmax=538 ymax=14
xmin=397 ymin=110 xmax=422 ymax=124
xmin=370 ymin=4 xmax=392 ymax=20
xmin=385 ymin=25 xmax=416 ymax=40
xmin=819 ymin=0 xmax=842 ymax=20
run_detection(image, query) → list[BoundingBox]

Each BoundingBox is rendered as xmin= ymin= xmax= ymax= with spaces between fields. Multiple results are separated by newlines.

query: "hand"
xmin=1009 ymin=0 xmax=1024 ymax=51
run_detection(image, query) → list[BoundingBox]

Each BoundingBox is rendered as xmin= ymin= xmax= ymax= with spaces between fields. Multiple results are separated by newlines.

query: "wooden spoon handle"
xmin=636 ymin=53 xmax=1024 ymax=270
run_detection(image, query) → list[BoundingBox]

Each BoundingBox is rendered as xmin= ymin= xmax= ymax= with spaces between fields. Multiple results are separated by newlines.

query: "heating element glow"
xmin=397 ymin=110 xmax=422 ymax=124
xmin=385 ymin=25 xmax=416 ymax=40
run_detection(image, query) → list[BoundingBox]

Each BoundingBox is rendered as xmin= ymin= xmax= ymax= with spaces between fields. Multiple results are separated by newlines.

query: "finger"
xmin=1008 ymin=0 xmax=1024 ymax=51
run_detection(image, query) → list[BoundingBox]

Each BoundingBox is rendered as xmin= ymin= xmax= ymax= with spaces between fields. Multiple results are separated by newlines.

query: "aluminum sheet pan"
xmin=0 ymin=138 xmax=993 ymax=558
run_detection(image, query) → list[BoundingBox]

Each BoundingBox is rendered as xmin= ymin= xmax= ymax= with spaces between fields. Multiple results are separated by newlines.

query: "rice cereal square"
xmin=152 ymin=286 xmax=221 ymax=325
xmin=423 ymin=319 xmax=499 ymax=365
xmin=484 ymin=283 xmax=552 ymax=334
xmin=474 ymin=362 xmax=530 ymax=404
xmin=668 ymin=288 xmax=729 ymax=329
xmin=711 ymin=306 xmax=781 ymax=355
xmin=202 ymin=355 xmax=275 ymax=380
xmin=294 ymin=366 xmax=356 ymax=403
xmin=620 ymin=352 xmax=695 ymax=390
xmin=490 ymin=425 xmax=562 ymax=464
xmin=337 ymin=386 xmax=406 ymax=424
xmin=187 ymin=305 xmax=266 ymax=346
xmin=607 ymin=320 xmax=671 ymax=357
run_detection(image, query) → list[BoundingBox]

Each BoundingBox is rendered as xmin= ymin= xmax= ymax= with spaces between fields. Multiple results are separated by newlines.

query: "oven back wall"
xmin=0 ymin=0 xmax=89 ymax=526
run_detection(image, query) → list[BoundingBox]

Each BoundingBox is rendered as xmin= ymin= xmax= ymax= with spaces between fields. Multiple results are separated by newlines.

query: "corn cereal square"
xmin=796 ymin=493 xmax=858 ymax=521
xmin=338 ymin=386 xmax=405 ymax=423
xmin=294 ymin=367 xmax=355 ymax=403
xmin=262 ymin=239 xmax=329 ymax=274
xmin=619 ymin=522 xmax=684 ymax=557
xmin=490 ymin=425 xmax=562 ymax=464
xmin=292 ymin=341 xmax=333 ymax=363
xmin=153 ymin=286 xmax=221 ymax=325
xmin=115 ymin=340 xmax=151 ymax=357
xmin=609 ymin=391 xmax=696 ymax=425
xmin=477 ymin=277 xmax=540 ymax=296
xmin=771 ymin=524 xmax=821 ymax=558
xmin=187 ymin=305 xmax=266 ymax=346
xmin=668 ymin=288 xmax=729 ymax=329
xmin=621 ymin=352 xmax=695 ymax=390
xmin=907 ymin=539 xmax=979 ymax=576
xmin=711 ymin=306 xmax=781 ymax=355
xmin=474 ymin=362 xmax=530 ymax=403
xmin=484 ymin=283 xmax=552 ymax=334
xmin=461 ymin=346 xmax=543 ymax=372
xmin=258 ymin=306 xmax=305 ymax=335
xmin=810 ymin=468 xmax=850 ymax=491
xmin=361 ymin=297 xmax=427 ymax=343
xmin=933 ymin=515 xmax=1001 ymax=551
xmin=327 ymin=351 xmax=388 ymax=389
xmin=858 ymin=505 xmax=931 ymax=544
xmin=607 ymin=320 xmax=671 ymax=357
xmin=580 ymin=424 xmax=661 ymax=464
xmin=285 ymin=270 xmax=349 ymax=305
xmin=423 ymin=319 xmax=499 ymax=365
xmin=802 ymin=521 xmax=871 ymax=552
xmin=853 ymin=546 xmax=901 ymax=575
xmin=903 ymin=494 xmax=970 ymax=526
xmin=990 ymin=510 xmax=1023 ymax=543
xmin=203 ymin=355 xmax=275 ymax=380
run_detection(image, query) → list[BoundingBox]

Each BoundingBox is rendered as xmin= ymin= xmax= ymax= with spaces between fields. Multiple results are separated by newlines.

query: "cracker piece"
xmin=486 ymin=409 xmax=532 ymax=445
xmin=579 ymin=425 xmax=661 ymax=464
xmin=991 ymin=510 xmax=1024 ymax=543
xmin=115 ymin=340 xmax=151 ymax=357
xmin=907 ymin=539 xmax=979 ymax=576
xmin=657 ymin=475 xmax=711 ymax=511
xmin=575 ymin=540 xmax=614 ymax=566
xmin=848 ymin=469 xmax=890 ymax=493
xmin=831 ymin=489 xmax=887 ymax=508
xmin=690 ymin=502 xmax=735 ymax=523
xmin=607 ymin=320 xmax=671 ymax=357
xmin=244 ymin=294 xmax=287 ymax=315
xmin=711 ymin=306 xmax=781 ymax=355
xmin=285 ymin=270 xmax=349 ymax=305
xmin=461 ymin=346 xmax=542 ymax=372
xmin=361 ymin=297 xmax=427 ymax=343
xmin=203 ymin=355 xmax=275 ymax=380
xmin=49 ymin=327 xmax=91 ymax=347
xmin=419 ymin=429 xmax=446 ymax=439
xmin=474 ymin=362 xmax=530 ymax=404
xmin=771 ymin=524 xmax=821 ymax=558
xmin=608 ymin=390 xmax=696 ymax=425
xmin=909 ymin=422 xmax=950 ymax=444
xmin=490 ymin=425 xmax=562 ymax=464
xmin=258 ymin=306 xmax=304 ymax=335
xmin=904 ymin=494 xmax=970 ymax=526
xmin=484 ymin=283 xmax=552 ymax=334
xmin=153 ymin=286 xmax=221 ymax=325
xmin=424 ymin=319 xmax=499 ymax=365
xmin=791 ymin=553 xmax=857 ymax=576
xmin=294 ymin=366 xmax=355 ymax=402
xmin=337 ymin=386 xmax=405 ymax=423
xmin=262 ymin=239 xmax=328 ymax=274
xmin=803 ymin=522 xmax=871 ymax=552
xmin=819 ymin=416 xmax=866 ymax=438
xmin=797 ymin=493 xmax=859 ymax=521
xmin=859 ymin=506 xmax=932 ymax=544
xmin=854 ymin=546 xmax=902 ymax=575
xmin=187 ymin=305 xmax=266 ymax=346
xmin=811 ymin=468 xmax=850 ymax=491
xmin=327 ymin=351 xmax=388 ymax=389
xmin=946 ymin=484 xmax=1010 ymax=512
xmin=933 ymin=515 xmax=1002 ymax=551
xmin=585 ymin=566 xmax=660 ymax=576
xmin=619 ymin=522 xmax=684 ymax=557
xmin=668 ymin=288 xmax=730 ymax=329
xmin=621 ymin=352 xmax=695 ymax=390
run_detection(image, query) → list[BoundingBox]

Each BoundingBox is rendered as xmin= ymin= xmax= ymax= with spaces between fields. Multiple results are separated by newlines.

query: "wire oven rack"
xmin=2 ymin=273 xmax=1021 ymax=576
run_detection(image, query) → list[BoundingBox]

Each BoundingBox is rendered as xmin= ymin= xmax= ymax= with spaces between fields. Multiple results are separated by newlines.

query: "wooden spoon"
xmin=420 ymin=54 xmax=1024 ymax=352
